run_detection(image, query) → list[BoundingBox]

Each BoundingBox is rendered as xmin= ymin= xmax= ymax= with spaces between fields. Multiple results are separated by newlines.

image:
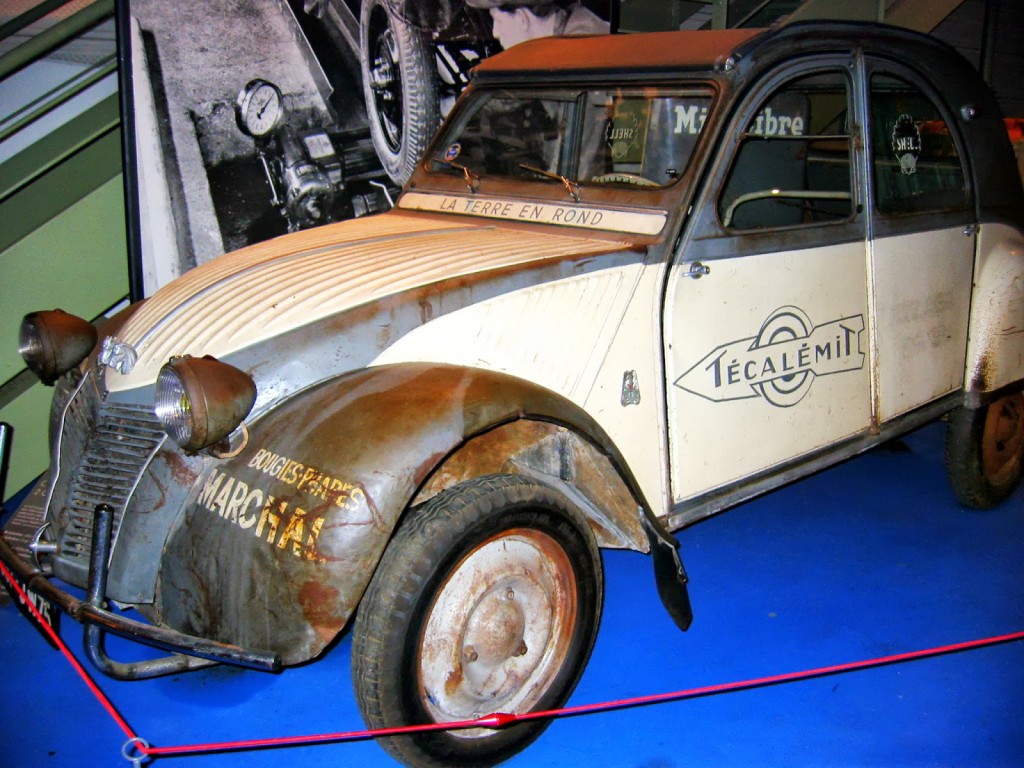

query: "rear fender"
xmin=965 ymin=223 xmax=1024 ymax=406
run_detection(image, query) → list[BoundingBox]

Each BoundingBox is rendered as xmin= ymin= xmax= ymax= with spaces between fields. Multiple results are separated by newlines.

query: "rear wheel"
xmin=945 ymin=392 xmax=1024 ymax=508
xmin=352 ymin=474 xmax=602 ymax=768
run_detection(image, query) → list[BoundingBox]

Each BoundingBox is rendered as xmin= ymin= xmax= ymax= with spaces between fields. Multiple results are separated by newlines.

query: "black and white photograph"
xmin=124 ymin=0 xmax=614 ymax=293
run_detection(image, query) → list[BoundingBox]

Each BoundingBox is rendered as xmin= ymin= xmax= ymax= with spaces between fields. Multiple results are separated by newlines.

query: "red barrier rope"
xmin=3 ymin=558 xmax=1023 ymax=763
xmin=0 ymin=560 xmax=139 ymax=743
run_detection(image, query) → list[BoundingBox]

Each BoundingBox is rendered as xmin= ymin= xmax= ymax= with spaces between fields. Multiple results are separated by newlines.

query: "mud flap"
xmin=640 ymin=510 xmax=694 ymax=631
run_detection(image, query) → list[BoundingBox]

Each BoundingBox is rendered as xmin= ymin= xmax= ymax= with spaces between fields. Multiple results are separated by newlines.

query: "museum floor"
xmin=2 ymin=419 xmax=1022 ymax=768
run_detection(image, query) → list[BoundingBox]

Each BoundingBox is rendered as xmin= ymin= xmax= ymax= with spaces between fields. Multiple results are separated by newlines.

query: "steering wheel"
xmin=590 ymin=172 xmax=659 ymax=187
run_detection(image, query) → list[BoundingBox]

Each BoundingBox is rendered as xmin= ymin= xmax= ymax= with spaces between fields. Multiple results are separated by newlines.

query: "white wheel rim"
xmin=417 ymin=528 xmax=577 ymax=736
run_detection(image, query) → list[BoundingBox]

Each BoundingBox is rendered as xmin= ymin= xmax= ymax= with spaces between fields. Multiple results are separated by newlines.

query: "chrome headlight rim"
xmin=154 ymin=356 xmax=257 ymax=453
xmin=155 ymin=364 xmax=197 ymax=447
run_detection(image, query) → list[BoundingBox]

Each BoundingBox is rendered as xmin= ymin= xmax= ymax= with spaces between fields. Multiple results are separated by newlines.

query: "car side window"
xmin=869 ymin=74 xmax=968 ymax=215
xmin=718 ymin=71 xmax=854 ymax=230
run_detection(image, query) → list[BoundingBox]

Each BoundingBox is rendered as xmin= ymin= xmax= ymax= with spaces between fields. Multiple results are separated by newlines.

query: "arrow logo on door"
xmin=675 ymin=306 xmax=865 ymax=407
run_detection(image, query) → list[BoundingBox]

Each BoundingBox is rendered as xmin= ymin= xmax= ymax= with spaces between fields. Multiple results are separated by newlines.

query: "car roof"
xmin=474 ymin=26 xmax=764 ymax=78
xmin=473 ymin=21 xmax=966 ymax=82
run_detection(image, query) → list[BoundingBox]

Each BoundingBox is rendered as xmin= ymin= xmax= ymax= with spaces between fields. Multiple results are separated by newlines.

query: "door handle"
xmin=683 ymin=261 xmax=710 ymax=279
xmin=963 ymin=223 xmax=979 ymax=236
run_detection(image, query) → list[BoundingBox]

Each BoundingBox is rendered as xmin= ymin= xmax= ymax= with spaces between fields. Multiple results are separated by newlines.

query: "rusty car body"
xmin=3 ymin=20 xmax=1024 ymax=768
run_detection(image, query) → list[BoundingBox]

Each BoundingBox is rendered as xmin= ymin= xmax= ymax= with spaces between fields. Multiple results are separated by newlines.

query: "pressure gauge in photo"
xmin=236 ymin=79 xmax=283 ymax=138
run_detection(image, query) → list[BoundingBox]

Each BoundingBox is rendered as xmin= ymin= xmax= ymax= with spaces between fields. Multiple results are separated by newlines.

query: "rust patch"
xmin=361 ymin=484 xmax=386 ymax=531
xmin=419 ymin=298 xmax=435 ymax=323
xmin=298 ymin=581 xmax=346 ymax=641
xmin=165 ymin=451 xmax=197 ymax=486
xmin=444 ymin=663 xmax=464 ymax=697
xmin=972 ymin=352 xmax=994 ymax=392
xmin=417 ymin=421 xmax=559 ymax=502
xmin=414 ymin=420 xmax=645 ymax=549
xmin=149 ymin=474 xmax=168 ymax=512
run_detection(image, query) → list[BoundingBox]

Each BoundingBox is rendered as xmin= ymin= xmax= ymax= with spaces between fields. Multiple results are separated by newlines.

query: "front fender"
xmin=155 ymin=362 xmax=630 ymax=665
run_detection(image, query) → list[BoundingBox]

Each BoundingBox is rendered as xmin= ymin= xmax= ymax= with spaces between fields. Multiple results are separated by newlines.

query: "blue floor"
xmin=2 ymin=420 xmax=1023 ymax=768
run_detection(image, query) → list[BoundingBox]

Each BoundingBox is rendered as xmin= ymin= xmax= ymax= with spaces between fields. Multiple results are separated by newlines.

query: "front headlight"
xmin=19 ymin=309 xmax=97 ymax=385
xmin=155 ymin=356 xmax=257 ymax=452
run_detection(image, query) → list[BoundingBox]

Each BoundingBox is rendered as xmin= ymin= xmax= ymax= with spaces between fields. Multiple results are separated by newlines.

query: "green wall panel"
xmin=1 ymin=175 xmax=128 ymax=500
xmin=0 ymin=175 xmax=128 ymax=383
xmin=0 ymin=382 xmax=52 ymax=497
xmin=0 ymin=128 xmax=123 ymax=254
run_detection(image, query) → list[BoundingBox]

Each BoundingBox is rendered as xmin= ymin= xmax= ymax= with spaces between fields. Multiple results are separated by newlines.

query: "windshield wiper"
xmin=519 ymin=163 xmax=580 ymax=202
xmin=438 ymin=159 xmax=480 ymax=193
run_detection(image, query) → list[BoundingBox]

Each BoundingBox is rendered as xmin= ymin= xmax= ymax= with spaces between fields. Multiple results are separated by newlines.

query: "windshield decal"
xmin=444 ymin=143 xmax=462 ymax=162
xmin=606 ymin=101 xmax=646 ymax=162
xmin=399 ymin=192 xmax=666 ymax=235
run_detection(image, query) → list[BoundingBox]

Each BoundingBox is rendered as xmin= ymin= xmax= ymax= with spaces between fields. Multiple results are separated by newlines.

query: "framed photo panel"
xmin=118 ymin=0 xmax=615 ymax=297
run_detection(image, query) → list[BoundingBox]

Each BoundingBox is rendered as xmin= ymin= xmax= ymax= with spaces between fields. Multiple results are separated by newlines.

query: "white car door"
xmin=665 ymin=63 xmax=874 ymax=511
xmin=866 ymin=64 xmax=976 ymax=422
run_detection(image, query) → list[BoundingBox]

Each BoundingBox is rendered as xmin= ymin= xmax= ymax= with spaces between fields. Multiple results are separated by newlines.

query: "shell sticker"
xmin=891 ymin=114 xmax=922 ymax=176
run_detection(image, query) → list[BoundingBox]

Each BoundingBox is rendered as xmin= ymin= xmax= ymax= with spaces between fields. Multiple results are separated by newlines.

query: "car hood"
xmin=104 ymin=210 xmax=629 ymax=392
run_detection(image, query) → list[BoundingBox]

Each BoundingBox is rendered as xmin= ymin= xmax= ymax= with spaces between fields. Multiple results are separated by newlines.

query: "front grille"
xmin=52 ymin=375 xmax=165 ymax=568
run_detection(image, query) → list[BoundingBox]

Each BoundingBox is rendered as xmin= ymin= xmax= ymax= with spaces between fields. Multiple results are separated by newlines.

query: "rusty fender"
xmin=155 ymin=362 xmax=653 ymax=666
xmin=965 ymin=222 xmax=1024 ymax=408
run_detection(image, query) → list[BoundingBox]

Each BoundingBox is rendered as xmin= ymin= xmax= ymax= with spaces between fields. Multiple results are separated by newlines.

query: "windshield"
xmin=429 ymin=86 xmax=715 ymax=191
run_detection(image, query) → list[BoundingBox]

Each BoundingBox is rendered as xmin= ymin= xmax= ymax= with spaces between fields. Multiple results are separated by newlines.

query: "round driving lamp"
xmin=19 ymin=309 xmax=98 ymax=385
xmin=155 ymin=356 xmax=257 ymax=452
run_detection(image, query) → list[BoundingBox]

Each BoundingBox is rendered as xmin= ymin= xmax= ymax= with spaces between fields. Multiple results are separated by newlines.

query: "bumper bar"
xmin=0 ymin=501 xmax=282 ymax=680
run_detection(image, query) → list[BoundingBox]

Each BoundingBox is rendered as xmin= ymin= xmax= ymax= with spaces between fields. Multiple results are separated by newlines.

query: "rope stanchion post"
xmin=122 ymin=738 xmax=152 ymax=767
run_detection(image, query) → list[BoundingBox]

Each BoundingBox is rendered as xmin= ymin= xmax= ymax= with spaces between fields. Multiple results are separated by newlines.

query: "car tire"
xmin=360 ymin=0 xmax=440 ymax=186
xmin=352 ymin=473 xmax=602 ymax=768
xmin=945 ymin=392 xmax=1024 ymax=509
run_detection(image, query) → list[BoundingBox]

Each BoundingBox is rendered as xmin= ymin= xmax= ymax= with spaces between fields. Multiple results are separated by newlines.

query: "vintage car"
xmin=3 ymin=20 xmax=1024 ymax=768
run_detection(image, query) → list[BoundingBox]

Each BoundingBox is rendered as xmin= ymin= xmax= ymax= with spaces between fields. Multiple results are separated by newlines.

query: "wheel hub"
xmin=982 ymin=392 xmax=1024 ymax=486
xmin=462 ymin=587 xmax=526 ymax=665
xmin=417 ymin=529 xmax=576 ymax=732
xmin=369 ymin=25 xmax=402 ymax=150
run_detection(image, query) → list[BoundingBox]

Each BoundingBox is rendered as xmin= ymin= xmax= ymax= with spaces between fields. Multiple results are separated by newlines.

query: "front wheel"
xmin=352 ymin=474 xmax=602 ymax=768
xmin=945 ymin=392 xmax=1024 ymax=509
